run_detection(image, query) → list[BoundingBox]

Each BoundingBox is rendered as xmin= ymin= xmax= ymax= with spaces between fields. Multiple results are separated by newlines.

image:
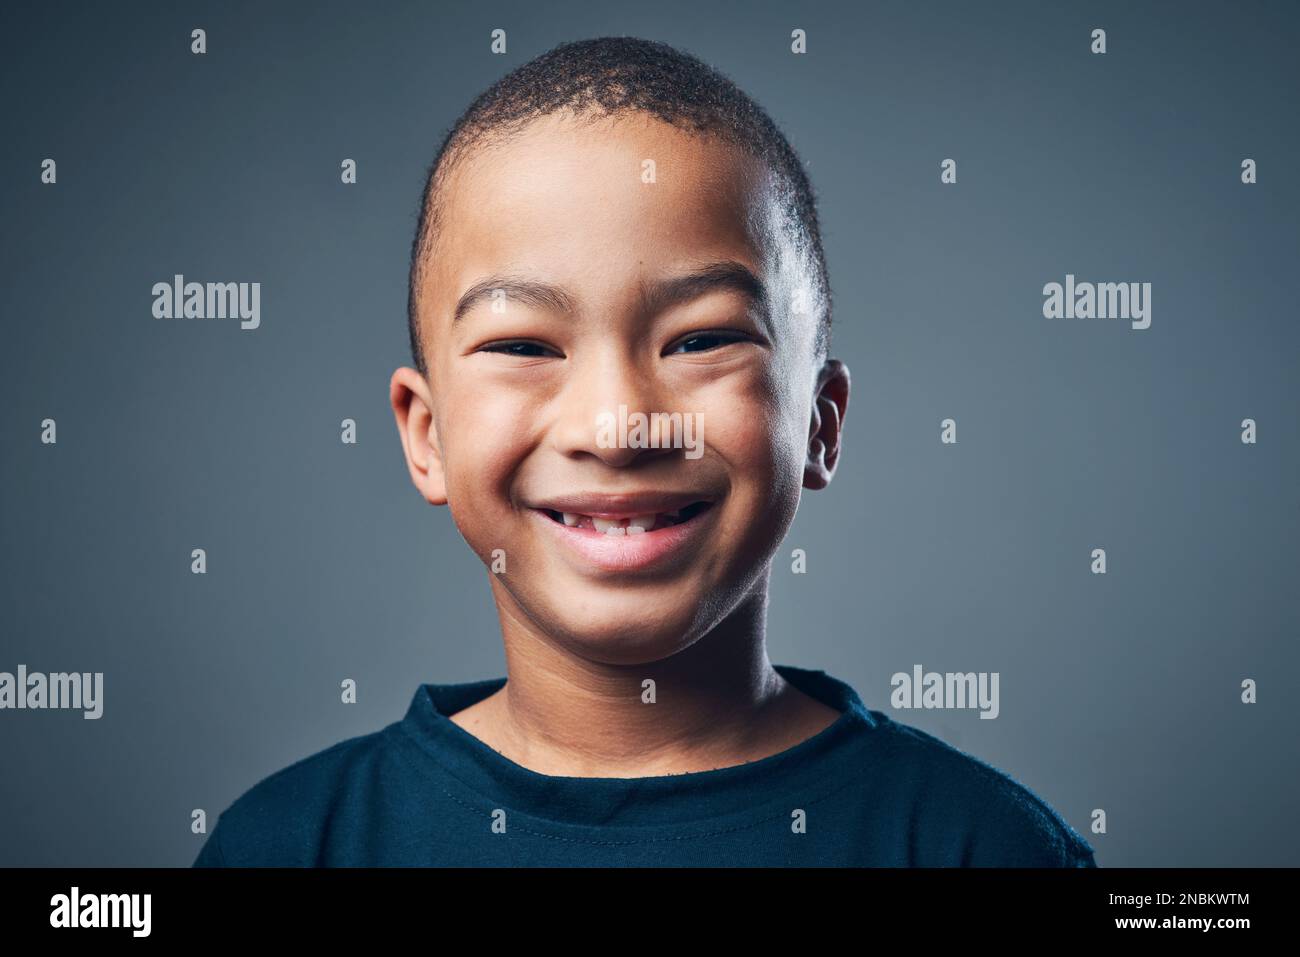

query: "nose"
xmin=549 ymin=343 xmax=677 ymax=467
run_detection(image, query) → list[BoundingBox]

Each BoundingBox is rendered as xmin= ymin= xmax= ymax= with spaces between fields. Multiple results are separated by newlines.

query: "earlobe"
xmin=802 ymin=358 xmax=850 ymax=491
xmin=390 ymin=367 xmax=449 ymax=505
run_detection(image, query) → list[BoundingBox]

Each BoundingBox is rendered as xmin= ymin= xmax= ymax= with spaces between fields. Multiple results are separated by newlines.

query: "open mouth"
xmin=537 ymin=501 xmax=714 ymax=535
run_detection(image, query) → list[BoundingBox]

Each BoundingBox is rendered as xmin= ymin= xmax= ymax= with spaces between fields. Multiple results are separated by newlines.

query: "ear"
xmin=803 ymin=358 xmax=850 ymax=491
xmin=390 ymin=367 xmax=448 ymax=505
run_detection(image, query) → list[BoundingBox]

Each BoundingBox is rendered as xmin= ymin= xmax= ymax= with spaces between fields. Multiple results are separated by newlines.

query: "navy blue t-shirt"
xmin=192 ymin=664 xmax=1097 ymax=866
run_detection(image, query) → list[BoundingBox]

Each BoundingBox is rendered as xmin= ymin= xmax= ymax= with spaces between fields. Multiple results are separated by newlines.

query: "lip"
xmin=527 ymin=496 xmax=719 ymax=573
xmin=529 ymin=490 xmax=714 ymax=519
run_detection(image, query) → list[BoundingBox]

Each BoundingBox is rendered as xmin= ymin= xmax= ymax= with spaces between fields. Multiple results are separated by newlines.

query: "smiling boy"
xmin=193 ymin=37 xmax=1096 ymax=867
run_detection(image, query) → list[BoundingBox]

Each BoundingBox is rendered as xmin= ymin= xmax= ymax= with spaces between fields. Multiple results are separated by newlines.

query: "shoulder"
xmin=860 ymin=710 xmax=1098 ymax=867
xmin=192 ymin=725 xmax=396 ymax=867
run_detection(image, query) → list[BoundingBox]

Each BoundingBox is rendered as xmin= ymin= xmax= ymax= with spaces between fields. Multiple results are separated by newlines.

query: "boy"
xmin=194 ymin=37 xmax=1096 ymax=867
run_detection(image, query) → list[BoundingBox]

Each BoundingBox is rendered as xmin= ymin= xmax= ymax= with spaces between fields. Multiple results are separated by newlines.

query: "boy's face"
xmin=393 ymin=110 xmax=847 ymax=665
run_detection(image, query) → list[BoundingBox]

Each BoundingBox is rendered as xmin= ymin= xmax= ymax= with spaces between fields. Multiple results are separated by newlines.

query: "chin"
xmin=542 ymin=605 xmax=708 ymax=666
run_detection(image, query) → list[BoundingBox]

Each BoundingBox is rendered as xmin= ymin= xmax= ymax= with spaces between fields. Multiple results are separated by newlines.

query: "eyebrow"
xmin=643 ymin=261 xmax=770 ymax=327
xmin=452 ymin=276 xmax=578 ymax=324
xmin=451 ymin=260 xmax=770 ymax=328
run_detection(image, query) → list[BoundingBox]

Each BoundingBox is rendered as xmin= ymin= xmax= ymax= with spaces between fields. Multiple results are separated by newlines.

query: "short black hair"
xmin=406 ymin=35 xmax=831 ymax=376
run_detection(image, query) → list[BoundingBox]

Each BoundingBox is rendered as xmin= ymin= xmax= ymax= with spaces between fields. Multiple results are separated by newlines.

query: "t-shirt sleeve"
xmin=879 ymin=719 xmax=1101 ymax=867
xmin=192 ymin=820 xmax=228 ymax=867
xmin=1071 ymin=844 xmax=1099 ymax=867
xmin=960 ymin=770 xmax=1100 ymax=867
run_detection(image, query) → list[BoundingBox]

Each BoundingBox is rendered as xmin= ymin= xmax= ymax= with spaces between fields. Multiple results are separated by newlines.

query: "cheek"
xmin=438 ymin=380 xmax=534 ymax=510
xmin=704 ymin=401 xmax=780 ymax=473
xmin=698 ymin=364 xmax=806 ymax=481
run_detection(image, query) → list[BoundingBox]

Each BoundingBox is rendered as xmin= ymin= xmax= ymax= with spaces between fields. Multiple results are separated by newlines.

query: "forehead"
xmin=421 ymin=111 xmax=789 ymax=327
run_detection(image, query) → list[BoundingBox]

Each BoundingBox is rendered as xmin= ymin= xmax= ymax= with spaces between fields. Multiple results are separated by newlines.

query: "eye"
xmin=666 ymin=331 xmax=750 ymax=355
xmin=478 ymin=340 xmax=561 ymax=358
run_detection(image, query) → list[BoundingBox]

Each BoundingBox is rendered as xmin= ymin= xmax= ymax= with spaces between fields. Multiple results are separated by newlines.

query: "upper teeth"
xmin=562 ymin=512 xmax=671 ymax=535
xmin=592 ymin=514 xmax=658 ymax=535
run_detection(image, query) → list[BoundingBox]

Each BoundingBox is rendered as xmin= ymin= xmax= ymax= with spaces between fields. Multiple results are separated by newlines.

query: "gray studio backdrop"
xmin=2 ymin=0 xmax=1296 ymax=866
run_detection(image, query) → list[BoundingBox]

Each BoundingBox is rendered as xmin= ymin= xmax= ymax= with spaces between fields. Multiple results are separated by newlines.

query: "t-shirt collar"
xmin=392 ymin=664 xmax=877 ymax=829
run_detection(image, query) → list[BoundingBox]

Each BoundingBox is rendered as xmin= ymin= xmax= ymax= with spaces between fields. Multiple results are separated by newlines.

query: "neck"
xmin=469 ymin=582 xmax=818 ymax=777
